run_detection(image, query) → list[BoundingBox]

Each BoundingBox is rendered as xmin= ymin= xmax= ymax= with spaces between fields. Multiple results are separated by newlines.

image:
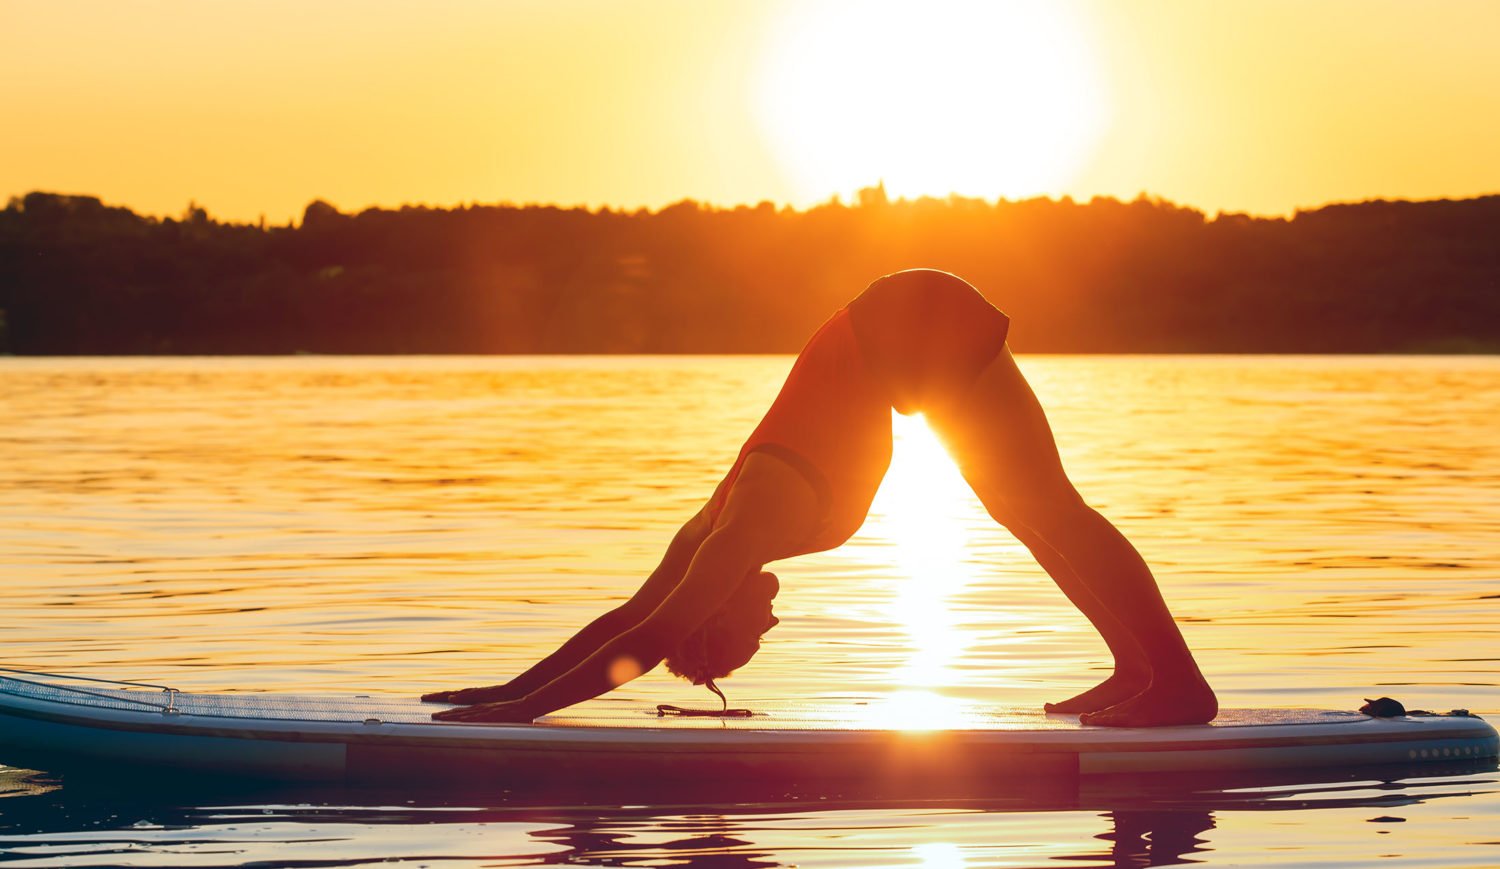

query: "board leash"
xmin=656 ymin=677 xmax=754 ymax=718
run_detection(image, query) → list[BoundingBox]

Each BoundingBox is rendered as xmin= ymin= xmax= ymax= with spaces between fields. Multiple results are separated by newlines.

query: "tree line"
xmin=1 ymin=187 xmax=1496 ymax=354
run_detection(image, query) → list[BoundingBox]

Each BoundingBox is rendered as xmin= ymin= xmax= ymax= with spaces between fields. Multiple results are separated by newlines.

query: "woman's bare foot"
xmin=1044 ymin=669 xmax=1150 ymax=714
xmin=1078 ymin=677 xmax=1218 ymax=727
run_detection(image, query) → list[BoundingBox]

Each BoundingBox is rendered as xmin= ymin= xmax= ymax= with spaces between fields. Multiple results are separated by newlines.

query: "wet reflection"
xmin=526 ymin=808 xmax=1215 ymax=868
xmin=529 ymin=816 xmax=778 ymax=868
xmin=1 ymin=761 xmax=1494 ymax=868
xmin=1095 ymin=810 xmax=1215 ymax=867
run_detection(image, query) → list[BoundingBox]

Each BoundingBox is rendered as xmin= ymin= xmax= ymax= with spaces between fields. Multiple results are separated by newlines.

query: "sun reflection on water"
xmin=861 ymin=412 xmax=983 ymax=727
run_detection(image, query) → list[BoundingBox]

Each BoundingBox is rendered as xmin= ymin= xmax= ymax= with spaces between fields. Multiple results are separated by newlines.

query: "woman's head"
xmin=663 ymin=570 xmax=779 ymax=686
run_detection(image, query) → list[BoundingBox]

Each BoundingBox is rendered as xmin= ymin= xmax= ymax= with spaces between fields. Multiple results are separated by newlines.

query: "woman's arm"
xmin=422 ymin=505 xmax=716 ymax=705
xmin=433 ymin=525 xmax=763 ymax=721
xmin=430 ymin=452 xmax=816 ymax=722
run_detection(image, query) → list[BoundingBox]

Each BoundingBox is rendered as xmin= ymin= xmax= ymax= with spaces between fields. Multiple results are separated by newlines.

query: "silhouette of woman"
xmin=424 ymin=269 xmax=1217 ymax=727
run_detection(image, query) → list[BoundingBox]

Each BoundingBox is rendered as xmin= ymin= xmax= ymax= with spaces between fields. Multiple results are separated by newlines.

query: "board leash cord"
xmin=657 ymin=676 xmax=754 ymax=718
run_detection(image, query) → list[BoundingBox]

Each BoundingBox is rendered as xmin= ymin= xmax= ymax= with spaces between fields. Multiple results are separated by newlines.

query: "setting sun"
xmin=756 ymin=0 xmax=1108 ymax=203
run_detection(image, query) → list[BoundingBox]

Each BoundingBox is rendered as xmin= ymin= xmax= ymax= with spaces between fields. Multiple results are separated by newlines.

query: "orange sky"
xmin=5 ymin=0 xmax=1498 ymax=223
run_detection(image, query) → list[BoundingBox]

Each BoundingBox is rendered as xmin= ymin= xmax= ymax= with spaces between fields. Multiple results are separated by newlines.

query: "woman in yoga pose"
xmin=423 ymin=269 xmax=1216 ymax=727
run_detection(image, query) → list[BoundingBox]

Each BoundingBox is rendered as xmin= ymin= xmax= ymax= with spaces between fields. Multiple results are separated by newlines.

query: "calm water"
xmin=1 ymin=355 xmax=1497 ymax=867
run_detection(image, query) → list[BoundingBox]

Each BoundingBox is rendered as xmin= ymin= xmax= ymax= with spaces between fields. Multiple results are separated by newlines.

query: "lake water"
xmin=1 ymin=355 xmax=1497 ymax=867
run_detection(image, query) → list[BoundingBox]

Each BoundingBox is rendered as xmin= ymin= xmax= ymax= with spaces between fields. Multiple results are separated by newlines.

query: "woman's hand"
xmin=430 ymin=699 xmax=535 ymax=724
xmin=420 ymin=683 xmax=523 ymax=706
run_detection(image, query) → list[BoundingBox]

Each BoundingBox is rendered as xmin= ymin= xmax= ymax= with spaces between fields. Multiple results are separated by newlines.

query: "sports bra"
xmin=706 ymin=308 xmax=892 ymax=556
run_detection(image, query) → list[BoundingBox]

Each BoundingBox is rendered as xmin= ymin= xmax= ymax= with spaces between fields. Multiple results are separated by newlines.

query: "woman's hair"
xmin=661 ymin=619 xmax=722 ymax=686
xmin=663 ymin=571 xmax=778 ymax=686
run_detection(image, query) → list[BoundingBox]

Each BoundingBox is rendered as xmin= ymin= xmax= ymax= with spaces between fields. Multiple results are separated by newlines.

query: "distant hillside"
xmin=1 ymin=189 xmax=1497 ymax=354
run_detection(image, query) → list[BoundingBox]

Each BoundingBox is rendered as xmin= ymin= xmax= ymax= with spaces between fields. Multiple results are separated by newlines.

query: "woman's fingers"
xmin=423 ymin=687 xmax=522 ymax=708
xmin=420 ymin=684 xmax=503 ymax=705
xmin=431 ymin=701 xmax=532 ymax=723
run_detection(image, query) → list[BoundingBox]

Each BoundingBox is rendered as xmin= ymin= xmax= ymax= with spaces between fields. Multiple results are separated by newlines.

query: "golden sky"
xmin=5 ymin=0 xmax=1498 ymax=223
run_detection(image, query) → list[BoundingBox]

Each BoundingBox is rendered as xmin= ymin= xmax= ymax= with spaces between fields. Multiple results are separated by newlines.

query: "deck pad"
xmin=0 ymin=675 xmax=1389 ymax=729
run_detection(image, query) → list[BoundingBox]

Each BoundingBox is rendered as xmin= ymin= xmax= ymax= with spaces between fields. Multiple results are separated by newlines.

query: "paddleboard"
xmin=1 ymin=672 xmax=1493 ymax=786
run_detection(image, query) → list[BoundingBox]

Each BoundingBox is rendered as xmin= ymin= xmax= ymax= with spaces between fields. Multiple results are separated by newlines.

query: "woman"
xmin=423 ymin=269 xmax=1217 ymax=727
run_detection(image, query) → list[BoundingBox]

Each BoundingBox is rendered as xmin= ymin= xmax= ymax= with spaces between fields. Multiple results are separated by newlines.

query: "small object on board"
xmin=1360 ymin=697 xmax=1440 ymax=718
xmin=1360 ymin=697 xmax=1408 ymax=718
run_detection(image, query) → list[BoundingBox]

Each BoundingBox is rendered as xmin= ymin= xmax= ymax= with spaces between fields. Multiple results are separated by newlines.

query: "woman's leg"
xmin=1003 ymin=523 xmax=1152 ymax=712
xmin=927 ymin=345 xmax=1216 ymax=726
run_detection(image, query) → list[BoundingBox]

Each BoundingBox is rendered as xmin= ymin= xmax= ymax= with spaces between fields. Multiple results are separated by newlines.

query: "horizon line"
xmin=10 ymin=186 xmax=1500 ymax=228
xmin=8 ymin=186 xmax=1500 ymax=228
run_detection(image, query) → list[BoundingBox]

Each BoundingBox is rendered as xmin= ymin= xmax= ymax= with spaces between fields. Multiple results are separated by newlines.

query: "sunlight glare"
xmin=756 ymin=0 xmax=1107 ymax=202
xmin=858 ymin=689 xmax=969 ymax=732
xmin=913 ymin=842 xmax=967 ymax=869
xmin=864 ymin=413 xmax=981 ymax=695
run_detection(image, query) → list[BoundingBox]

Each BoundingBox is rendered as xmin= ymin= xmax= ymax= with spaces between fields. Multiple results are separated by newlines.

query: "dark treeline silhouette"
xmin=1 ymin=187 xmax=1497 ymax=354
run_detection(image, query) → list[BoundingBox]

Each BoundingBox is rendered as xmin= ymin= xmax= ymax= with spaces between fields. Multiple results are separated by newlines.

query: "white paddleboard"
xmin=1 ymin=672 xmax=1494 ymax=786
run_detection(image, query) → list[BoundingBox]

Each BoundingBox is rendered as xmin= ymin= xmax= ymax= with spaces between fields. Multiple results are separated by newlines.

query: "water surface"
xmin=1 ymin=355 xmax=1497 ymax=866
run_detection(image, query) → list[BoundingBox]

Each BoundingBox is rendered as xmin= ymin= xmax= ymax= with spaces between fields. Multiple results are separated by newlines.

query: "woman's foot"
xmin=1078 ymin=677 xmax=1218 ymax=727
xmin=1044 ymin=669 xmax=1150 ymax=714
